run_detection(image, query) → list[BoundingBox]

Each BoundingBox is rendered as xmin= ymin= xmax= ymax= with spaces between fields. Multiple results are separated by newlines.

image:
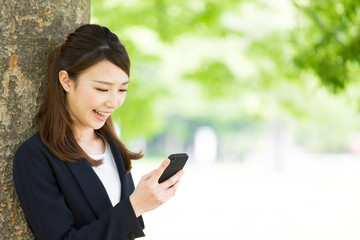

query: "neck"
xmin=74 ymin=127 xmax=98 ymax=143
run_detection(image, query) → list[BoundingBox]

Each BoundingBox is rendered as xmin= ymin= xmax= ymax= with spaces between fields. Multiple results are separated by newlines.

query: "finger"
xmin=162 ymin=180 xmax=181 ymax=201
xmin=161 ymin=169 xmax=184 ymax=189
xmin=151 ymin=159 xmax=170 ymax=182
xmin=141 ymin=169 xmax=157 ymax=181
xmin=151 ymin=179 xmax=181 ymax=207
xmin=169 ymin=179 xmax=180 ymax=190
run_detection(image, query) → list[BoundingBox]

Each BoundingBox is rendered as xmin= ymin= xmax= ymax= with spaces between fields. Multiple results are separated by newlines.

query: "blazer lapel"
xmin=108 ymin=139 xmax=135 ymax=200
xmin=65 ymin=159 xmax=112 ymax=218
xmin=64 ymin=137 xmax=136 ymax=218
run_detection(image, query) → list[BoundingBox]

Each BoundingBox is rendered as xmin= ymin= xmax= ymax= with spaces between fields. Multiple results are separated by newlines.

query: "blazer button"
xmin=128 ymin=233 xmax=136 ymax=239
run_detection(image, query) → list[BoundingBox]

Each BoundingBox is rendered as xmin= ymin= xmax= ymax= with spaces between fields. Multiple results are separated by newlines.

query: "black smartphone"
xmin=158 ymin=153 xmax=188 ymax=183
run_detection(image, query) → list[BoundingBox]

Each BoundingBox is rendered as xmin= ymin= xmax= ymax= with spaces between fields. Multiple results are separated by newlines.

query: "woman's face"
xmin=62 ymin=59 xmax=129 ymax=135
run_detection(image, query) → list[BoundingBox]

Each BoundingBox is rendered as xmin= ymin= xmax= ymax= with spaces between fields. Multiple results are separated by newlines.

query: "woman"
xmin=13 ymin=24 xmax=184 ymax=240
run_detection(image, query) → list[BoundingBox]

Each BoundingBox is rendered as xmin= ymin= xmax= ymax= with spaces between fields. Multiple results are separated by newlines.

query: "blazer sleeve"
xmin=13 ymin=140 xmax=145 ymax=240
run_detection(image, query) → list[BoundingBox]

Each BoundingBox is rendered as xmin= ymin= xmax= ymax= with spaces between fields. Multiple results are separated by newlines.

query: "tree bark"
xmin=0 ymin=0 xmax=90 ymax=238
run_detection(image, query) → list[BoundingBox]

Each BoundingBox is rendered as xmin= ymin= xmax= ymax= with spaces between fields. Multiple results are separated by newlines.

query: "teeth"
xmin=94 ymin=110 xmax=110 ymax=117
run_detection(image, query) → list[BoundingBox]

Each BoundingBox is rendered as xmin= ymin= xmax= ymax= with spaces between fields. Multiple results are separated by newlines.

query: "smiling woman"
xmin=35 ymin=24 xmax=136 ymax=169
xmin=12 ymin=24 xmax=184 ymax=240
xmin=59 ymin=60 xmax=129 ymax=139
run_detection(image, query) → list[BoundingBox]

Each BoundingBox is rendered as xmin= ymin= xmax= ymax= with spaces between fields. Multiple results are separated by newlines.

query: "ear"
xmin=59 ymin=70 xmax=73 ymax=92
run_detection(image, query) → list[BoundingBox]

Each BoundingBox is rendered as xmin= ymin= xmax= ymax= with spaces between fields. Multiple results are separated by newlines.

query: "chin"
xmin=93 ymin=124 xmax=105 ymax=130
xmin=89 ymin=122 xmax=104 ymax=130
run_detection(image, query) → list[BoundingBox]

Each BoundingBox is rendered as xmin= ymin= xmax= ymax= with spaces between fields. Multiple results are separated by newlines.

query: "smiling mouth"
xmin=93 ymin=110 xmax=111 ymax=117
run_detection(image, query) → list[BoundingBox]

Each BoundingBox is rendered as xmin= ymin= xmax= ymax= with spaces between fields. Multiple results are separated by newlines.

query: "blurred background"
xmin=92 ymin=0 xmax=360 ymax=239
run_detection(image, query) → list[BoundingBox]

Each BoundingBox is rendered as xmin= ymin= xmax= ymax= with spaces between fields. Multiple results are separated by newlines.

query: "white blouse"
xmin=89 ymin=141 xmax=121 ymax=206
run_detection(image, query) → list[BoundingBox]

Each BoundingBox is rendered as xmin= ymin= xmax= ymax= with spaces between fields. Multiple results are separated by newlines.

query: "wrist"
xmin=129 ymin=194 xmax=142 ymax=218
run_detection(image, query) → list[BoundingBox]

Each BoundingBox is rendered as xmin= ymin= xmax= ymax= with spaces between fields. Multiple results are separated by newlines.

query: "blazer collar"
xmin=65 ymin=137 xmax=134 ymax=218
xmin=107 ymin=139 xmax=135 ymax=200
xmin=65 ymin=159 xmax=112 ymax=218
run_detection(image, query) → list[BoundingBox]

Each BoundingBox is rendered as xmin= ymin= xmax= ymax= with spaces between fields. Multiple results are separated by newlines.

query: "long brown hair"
xmin=36 ymin=24 xmax=142 ymax=172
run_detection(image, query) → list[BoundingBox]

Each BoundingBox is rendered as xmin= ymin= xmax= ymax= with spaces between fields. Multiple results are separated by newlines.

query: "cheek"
xmin=78 ymin=89 xmax=102 ymax=108
xmin=86 ymin=95 xmax=101 ymax=107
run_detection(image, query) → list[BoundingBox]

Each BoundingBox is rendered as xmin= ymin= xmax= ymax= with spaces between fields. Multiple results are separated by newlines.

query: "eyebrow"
xmin=92 ymin=80 xmax=129 ymax=85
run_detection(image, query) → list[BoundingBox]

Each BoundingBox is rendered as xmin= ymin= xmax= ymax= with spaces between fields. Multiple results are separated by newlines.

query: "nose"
xmin=105 ymin=92 xmax=120 ymax=109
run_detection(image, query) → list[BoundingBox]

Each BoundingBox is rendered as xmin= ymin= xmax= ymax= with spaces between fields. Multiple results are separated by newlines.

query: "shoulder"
xmin=15 ymin=131 xmax=46 ymax=156
xmin=14 ymin=131 xmax=55 ymax=171
xmin=13 ymin=132 xmax=57 ymax=188
xmin=18 ymin=131 xmax=43 ymax=147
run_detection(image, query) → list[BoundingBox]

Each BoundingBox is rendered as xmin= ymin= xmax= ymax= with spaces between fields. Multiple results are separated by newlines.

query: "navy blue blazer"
xmin=13 ymin=132 xmax=145 ymax=240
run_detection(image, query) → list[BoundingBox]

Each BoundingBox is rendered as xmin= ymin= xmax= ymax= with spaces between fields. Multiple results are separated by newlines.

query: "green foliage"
xmin=92 ymin=0 xmax=243 ymax=41
xmin=183 ymin=61 xmax=235 ymax=98
xmin=292 ymin=0 xmax=360 ymax=92
xmin=92 ymin=0 xmax=360 ymax=154
xmin=91 ymin=0 xmax=249 ymax=140
xmin=111 ymin=79 xmax=165 ymax=140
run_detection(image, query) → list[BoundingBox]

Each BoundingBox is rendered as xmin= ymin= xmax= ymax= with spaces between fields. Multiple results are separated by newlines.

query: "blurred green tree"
xmin=91 ymin=0 xmax=360 ymax=153
xmin=91 ymin=0 xmax=248 ymax=141
xmin=292 ymin=0 xmax=360 ymax=92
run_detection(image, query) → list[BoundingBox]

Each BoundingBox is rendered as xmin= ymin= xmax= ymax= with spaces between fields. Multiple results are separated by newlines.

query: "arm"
xmin=13 ymin=141 xmax=144 ymax=240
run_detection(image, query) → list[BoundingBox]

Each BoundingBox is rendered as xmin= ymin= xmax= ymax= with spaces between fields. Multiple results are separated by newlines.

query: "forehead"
xmin=78 ymin=59 xmax=129 ymax=85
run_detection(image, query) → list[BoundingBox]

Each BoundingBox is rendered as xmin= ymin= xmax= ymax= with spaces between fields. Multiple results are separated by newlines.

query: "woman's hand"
xmin=129 ymin=159 xmax=184 ymax=217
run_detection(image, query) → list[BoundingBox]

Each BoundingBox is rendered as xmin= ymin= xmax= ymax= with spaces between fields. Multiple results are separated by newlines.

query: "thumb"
xmin=151 ymin=159 xmax=170 ymax=182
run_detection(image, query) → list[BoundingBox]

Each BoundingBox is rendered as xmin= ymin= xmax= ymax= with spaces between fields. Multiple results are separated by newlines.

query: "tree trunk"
xmin=0 ymin=0 xmax=90 ymax=238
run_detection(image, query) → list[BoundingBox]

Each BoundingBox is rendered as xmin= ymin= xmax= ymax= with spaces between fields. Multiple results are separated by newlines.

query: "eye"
xmin=96 ymin=88 xmax=108 ymax=92
xmin=119 ymin=89 xmax=128 ymax=92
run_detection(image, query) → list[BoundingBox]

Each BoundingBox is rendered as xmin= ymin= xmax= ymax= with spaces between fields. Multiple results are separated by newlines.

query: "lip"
xmin=93 ymin=110 xmax=111 ymax=121
xmin=96 ymin=110 xmax=113 ymax=113
xmin=93 ymin=110 xmax=113 ymax=115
